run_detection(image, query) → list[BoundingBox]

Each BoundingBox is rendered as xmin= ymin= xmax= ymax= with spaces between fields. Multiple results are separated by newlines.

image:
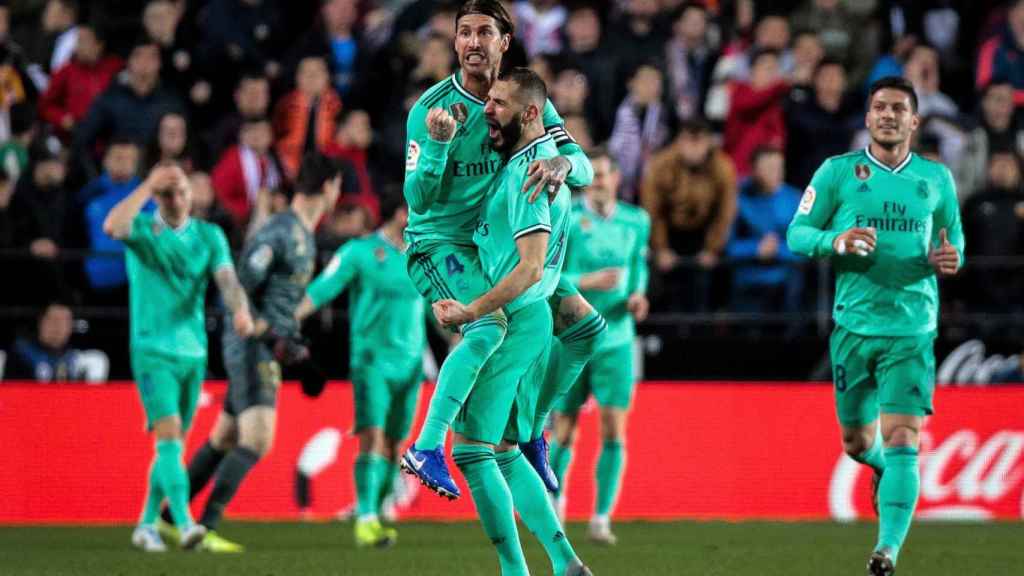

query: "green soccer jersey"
xmin=403 ymin=72 xmax=593 ymax=246
xmin=787 ymin=148 xmax=965 ymax=337
xmin=473 ymin=135 xmax=571 ymax=314
xmin=124 ymin=213 xmax=233 ymax=360
xmin=563 ymin=198 xmax=651 ymax=349
xmin=306 ymin=232 xmax=426 ymax=371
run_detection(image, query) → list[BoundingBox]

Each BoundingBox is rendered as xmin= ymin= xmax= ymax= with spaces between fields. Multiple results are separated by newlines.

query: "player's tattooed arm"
xmin=404 ymin=107 xmax=456 ymax=214
xmin=523 ymin=156 xmax=573 ymax=203
xmin=427 ymin=107 xmax=457 ymax=141
xmin=215 ymin=266 xmax=255 ymax=337
xmin=555 ymin=294 xmax=594 ymax=334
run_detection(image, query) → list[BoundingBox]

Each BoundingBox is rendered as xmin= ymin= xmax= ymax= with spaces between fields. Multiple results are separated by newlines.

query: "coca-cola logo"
xmin=829 ymin=428 xmax=1024 ymax=520
xmin=937 ymin=339 xmax=1019 ymax=385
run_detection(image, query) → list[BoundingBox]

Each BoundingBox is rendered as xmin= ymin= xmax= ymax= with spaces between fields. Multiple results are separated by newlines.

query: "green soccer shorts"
xmin=558 ymin=341 xmax=635 ymax=414
xmin=222 ymin=331 xmax=281 ymax=416
xmin=453 ymin=300 xmax=553 ymax=445
xmin=131 ymin=351 xmax=205 ymax=430
xmin=351 ymin=351 xmax=423 ymax=441
xmin=406 ymin=239 xmax=506 ymax=331
xmin=830 ymin=324 xmax=936 ymax=427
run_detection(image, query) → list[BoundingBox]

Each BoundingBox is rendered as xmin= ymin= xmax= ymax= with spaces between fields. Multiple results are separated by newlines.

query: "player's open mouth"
xmin=465 ymin=53 xmax=485 ymax=65
xmin=486 ymin=121 xmax=500 ymax=139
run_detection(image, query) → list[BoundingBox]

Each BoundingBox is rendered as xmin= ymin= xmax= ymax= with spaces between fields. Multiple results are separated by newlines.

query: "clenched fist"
xmin=426 ymin=107 xmax=457 ymax=142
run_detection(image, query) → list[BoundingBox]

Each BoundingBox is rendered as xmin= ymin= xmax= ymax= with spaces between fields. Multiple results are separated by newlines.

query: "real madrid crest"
xmin=580 ymin=217 xmax=592 ymax=231
xmin=917 ymin=180 xmax=929 ymax=199
xmin=450 ymin=102 xmax=468 ymax=124
xmin=855 ymin=163 xmax=871 ymax=181
xmin=374 ymin=247 xmax=386 ymax=262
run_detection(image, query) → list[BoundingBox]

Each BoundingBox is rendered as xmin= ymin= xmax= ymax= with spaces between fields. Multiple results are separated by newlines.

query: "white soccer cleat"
xmin=179 ymin=523 xmax=208 ymax=550
xmin=587 ymin=516 xmax=617 ymax=546
xmin=131 ymin=524 xmax=168 ymax=552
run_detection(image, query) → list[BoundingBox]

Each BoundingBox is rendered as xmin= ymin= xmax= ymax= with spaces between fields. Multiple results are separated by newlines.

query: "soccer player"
xmin=433 ymin=68 xmax=591 ymax=576
xmin=103 ymin=163 xmax=255 ymax=552
xmin=294 ymin=195 xmax=425 ymax=548
xmin=787 ymin=76 xmax=963 ymax=576
xmin=550 ymin=147 xmax=650 ymax=545
xmin=400 ymin=0 xmax=598 ymax=498
xmin=161 ymin=154 xmax=341 ymax=552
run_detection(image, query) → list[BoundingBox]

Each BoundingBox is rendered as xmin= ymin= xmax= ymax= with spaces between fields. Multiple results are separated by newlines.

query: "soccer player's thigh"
xmin=556 ymin=357 xmax=593 ymax=417
xmin=223 ymin=334 xmax=281 ymax=417
xmin=504 ymin=336 xmax=552 ymax=443
xmin=384 ymin=367 xmax=424 ymax=443
xmin=590 ymin=343 xmax=636 ymax=410
xmin=352 ymin=361 xmax=389 ymax=434
xmin=406 ymin=241 xmax=493 ymax=305
xmin=829 ymin=325 xmax=881 ymax=428
xmin=176 ymin=359 xmax=207 ymax=432
xmin=131 ymin=354 xmax=183 ymax=430
xmin=876 ymin=332 xmax=936 ymax=419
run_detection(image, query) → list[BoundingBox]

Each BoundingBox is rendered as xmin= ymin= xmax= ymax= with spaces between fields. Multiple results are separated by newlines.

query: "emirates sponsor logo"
xmin=829 ymin=428 xmax=1024 ymax=520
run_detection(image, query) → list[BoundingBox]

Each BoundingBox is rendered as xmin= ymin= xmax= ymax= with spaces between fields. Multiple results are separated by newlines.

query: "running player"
xmin=162 ymin=154 xmax=341 ymax=552
xmin=400 ymin=0 xmax=598 ymax=499
xmin=550 ymin=147 xmax=650 ymax=545
xmin=295 ymin=195 xmax=425 ymax=548
xmin=433 ymin=68 xmax=591 ymax=576
xmin=787 ymin=76 xmax=963 ymax=575
xmin=103 ymin=163 xmax=254 ymax=552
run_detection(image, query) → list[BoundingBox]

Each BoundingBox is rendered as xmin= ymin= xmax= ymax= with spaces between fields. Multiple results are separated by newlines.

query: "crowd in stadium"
xmin=0 ymin=0 xmax=1022 ymax=381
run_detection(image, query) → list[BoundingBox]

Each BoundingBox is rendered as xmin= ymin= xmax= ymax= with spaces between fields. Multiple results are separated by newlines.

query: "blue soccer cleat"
xmin=401 ymin=446 xmax=460 ymax=500
xmin=520 ymin=435 xmax=559 ymax=493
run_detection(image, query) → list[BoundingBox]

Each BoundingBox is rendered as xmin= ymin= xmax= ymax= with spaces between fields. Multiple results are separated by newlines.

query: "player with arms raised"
xmin=401 ymin=0 xmax=600 ymax=499
xmin=787 ymin=76 xmax=964 ymax=576
xmin=104 ymin=163 xmax=254 ymax=552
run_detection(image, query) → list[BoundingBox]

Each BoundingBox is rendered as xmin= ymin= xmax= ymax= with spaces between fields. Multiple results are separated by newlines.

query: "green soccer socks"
xmin=876 ymin=446 xmax=920 ymax=563
xmin=453 ymin=444 xmax=528 ymax=576
xmin=354 ymin=452 xmax=388 ymax=519
xmin=140 ymin=458 xmax=165 ymax=525
xmin=415 ymin=321 xmax=505 ymax=450
xmin=532 ymin=311 xmax=606 ymax=438
xmin=595 ymin=439 xmax=625 ymax=516
xmin=154 ymin=439 xmax=193 ymax=529
xmin=854 ymin=426 xmax=887 ymax=475
xmin=497 ymin=448 xmax=578 ymax=575
xmin=378 ymin=460 xmax=401 ymax=513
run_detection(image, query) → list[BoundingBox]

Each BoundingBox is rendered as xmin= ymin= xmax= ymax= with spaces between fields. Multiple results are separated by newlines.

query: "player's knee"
xmin=152 ymin=416 xmax=182 ymax=441
xmin=553 ymin=414 xmax=577 ymax=445
xmin=357 ymin=427 xmax=385 ymax=454
xmin=841 ymin=428 xmax=873 ymax=457
xmin=599 ymin=410 xmax=627 ymax=442
xmin=239 ymin=428 xmax=274 ymax=457
xmin=883 ymin=425 xmax=919 ymax=448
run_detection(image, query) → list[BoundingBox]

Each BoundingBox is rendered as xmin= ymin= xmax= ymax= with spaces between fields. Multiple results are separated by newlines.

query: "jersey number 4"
xmin=445 ymin=254 xmax=465 ymax=276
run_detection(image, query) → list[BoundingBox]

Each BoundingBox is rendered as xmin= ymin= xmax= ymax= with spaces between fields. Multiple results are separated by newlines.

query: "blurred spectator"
xmin=789 ymin=29 xmax=824 ymax=89
xmin=0 ymin=4 xmax=40 ymax=142
xmin=790 ymin=0 xmax=879 ymax=87
xmin=81 ymin=138 xmax=149 ymax=299
xmin=641 ymin=119 xmax=736 ymax=312
xmin=608 ymin=63 xmax=670 ymax=202
xmin=903 ymin=44 xmax=958 ymax=119
xmin=562 ymin=114 xmax=593 ymax=151
xmin=319 ymin=194 xmax=374 ymax=252
xmin=550 ymin=64 xmax=603 ymax=144
xmin=963 ymin=151 xmax=1024 ymax=312
xmin=724 ymin=48 xmax=789 ymax=177
xmin=961 ymin=80 xmax=1024 ymax=200
xmin=6 ymin=303 xmax=94 ymax=382
xmin=324 ymin=108 xmax=380 ymax=221
xmin=205 ymin=71 xmax=271 ymax=160
xmin=145 ymin=111 xmax=197 ymax=171
xmin=212 ymin=115 xmax=282 ymax=226
xmin=273 ymin=56 xmax=342 ymax=180
xmin=286 ymin=0 xmax=367 ymax=101
xmin=976 ymin=0 xmax=1024 ymax=106
xmin=865 ymin=33 xmax=918 ymax=92
xmin=37 ymin=22 xmax=123 ymax=142
xmin=189 ymin=170 xmax=239 ymax=246
xmin=199 ymin=0 xmax=285 ymax=86
xmin=408 ymin=31 xmax=454 ymax=87
xmin=143 ymin=0 xmax=211 ymax=114
xmin=13 ymin=0 xmax=78 ymax=84
xmin=784 ymin=58 xmax=859 ymax=188
xmin=71 ymin=37 xmax=184 ymax=182
xmin=726 ymin=145 xmax=803 ymax=313
xmin=515 ymin=0 xmax=566 ymax=58
xmin=609 ymin=0 xmax=671 ymax=84
xmin=0 ymin=102 xmax=35 ymax=181
xmin=559 ymin=5 xmax=616 ymax=140
xmin=664 ymin=2 xmax=718 ymax=123
xmin=705 ymin=14 xmax=790 ymax=123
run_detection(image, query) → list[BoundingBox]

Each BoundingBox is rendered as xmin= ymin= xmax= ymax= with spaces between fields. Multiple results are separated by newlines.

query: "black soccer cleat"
xmin=867 ymin=549 xmax=895 ymax=576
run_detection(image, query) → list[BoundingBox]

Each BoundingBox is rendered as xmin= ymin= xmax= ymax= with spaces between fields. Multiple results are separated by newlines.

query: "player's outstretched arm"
xmin=786 ymin=160 xmax=841 ymax=259
xmin=297 ymin=244 xmax=360 ymax=322
xmin=103 ymin=164 xmax=181 ymax=239
xmin=403 ymin=105 xmax=455 ymax=214
xmin=929 ymin=167 xmax=966 ymax=276
xmin=433 ymin=232 xmax=549 ymax=327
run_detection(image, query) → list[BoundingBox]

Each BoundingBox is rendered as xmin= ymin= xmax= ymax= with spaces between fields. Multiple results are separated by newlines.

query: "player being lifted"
xmin=159 ymin=154 xmax=340 ymax=552
xmin=550 ymin=147 xmax=650 ymax=546
xmin=787 ymin=76 xmax=963 ymax=576
xmin=294 ymin=195 xmax=425 ymax=548
xmin=401 ymin=0 xmax=601 ymax=499
xmin=104 ymin=163 xmax=254 ymax=552
xmin=433 ymin=68 xmax=591 ymax=576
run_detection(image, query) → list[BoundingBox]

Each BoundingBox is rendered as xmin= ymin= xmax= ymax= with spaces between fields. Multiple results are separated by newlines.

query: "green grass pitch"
xmin=2 ymin=520 xmax=1021 ymax=575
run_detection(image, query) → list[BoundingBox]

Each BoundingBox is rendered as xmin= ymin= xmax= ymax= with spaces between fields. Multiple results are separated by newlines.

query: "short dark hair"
xmin=130 ymin=34 xmax=160 ymax=53
xmin=108 ymin=134 xmax=141 ymax=150
xmin=378 ymin=187 xmax=406 ymax=224
xmin=296 ymin=153 xmax=340 ymax=196
xmin=751 ymin=144 xmax=783 ymax=166
xmin=586 ymin=145 xmax=619 ymax=172
xmin=749 ymin=47 xmax=781 ymax=68
xmin=868 ymin=75 xmax=918 ymax=113
xmin=498 ymin=67 xmax=547 ymax=109
xmin=813 ymin=57 xmax=845 ymax=79
xmin=678 ymin=116 xmax=711 ymax=136
xmin=456 ymin=0 xmax=515 ymax=36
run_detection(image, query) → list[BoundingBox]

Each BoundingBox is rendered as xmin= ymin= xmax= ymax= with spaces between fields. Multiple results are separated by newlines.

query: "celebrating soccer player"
xmin=400 ymin=0 xmax=600 ymax=499
xmin=787 ymin=76 xmax=964 ymax=576
xmin=550 ymin=147 xmax=650 ymax=546
xmin=294 ymin=194 xmax=425 ymax=548
xmin=159 ymin=154 xmax=340 ymax=552
xmin=103 ymin=163 xmax=254 ymax=552
xmin=432 ymin=68 xmax=592 ymax=576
